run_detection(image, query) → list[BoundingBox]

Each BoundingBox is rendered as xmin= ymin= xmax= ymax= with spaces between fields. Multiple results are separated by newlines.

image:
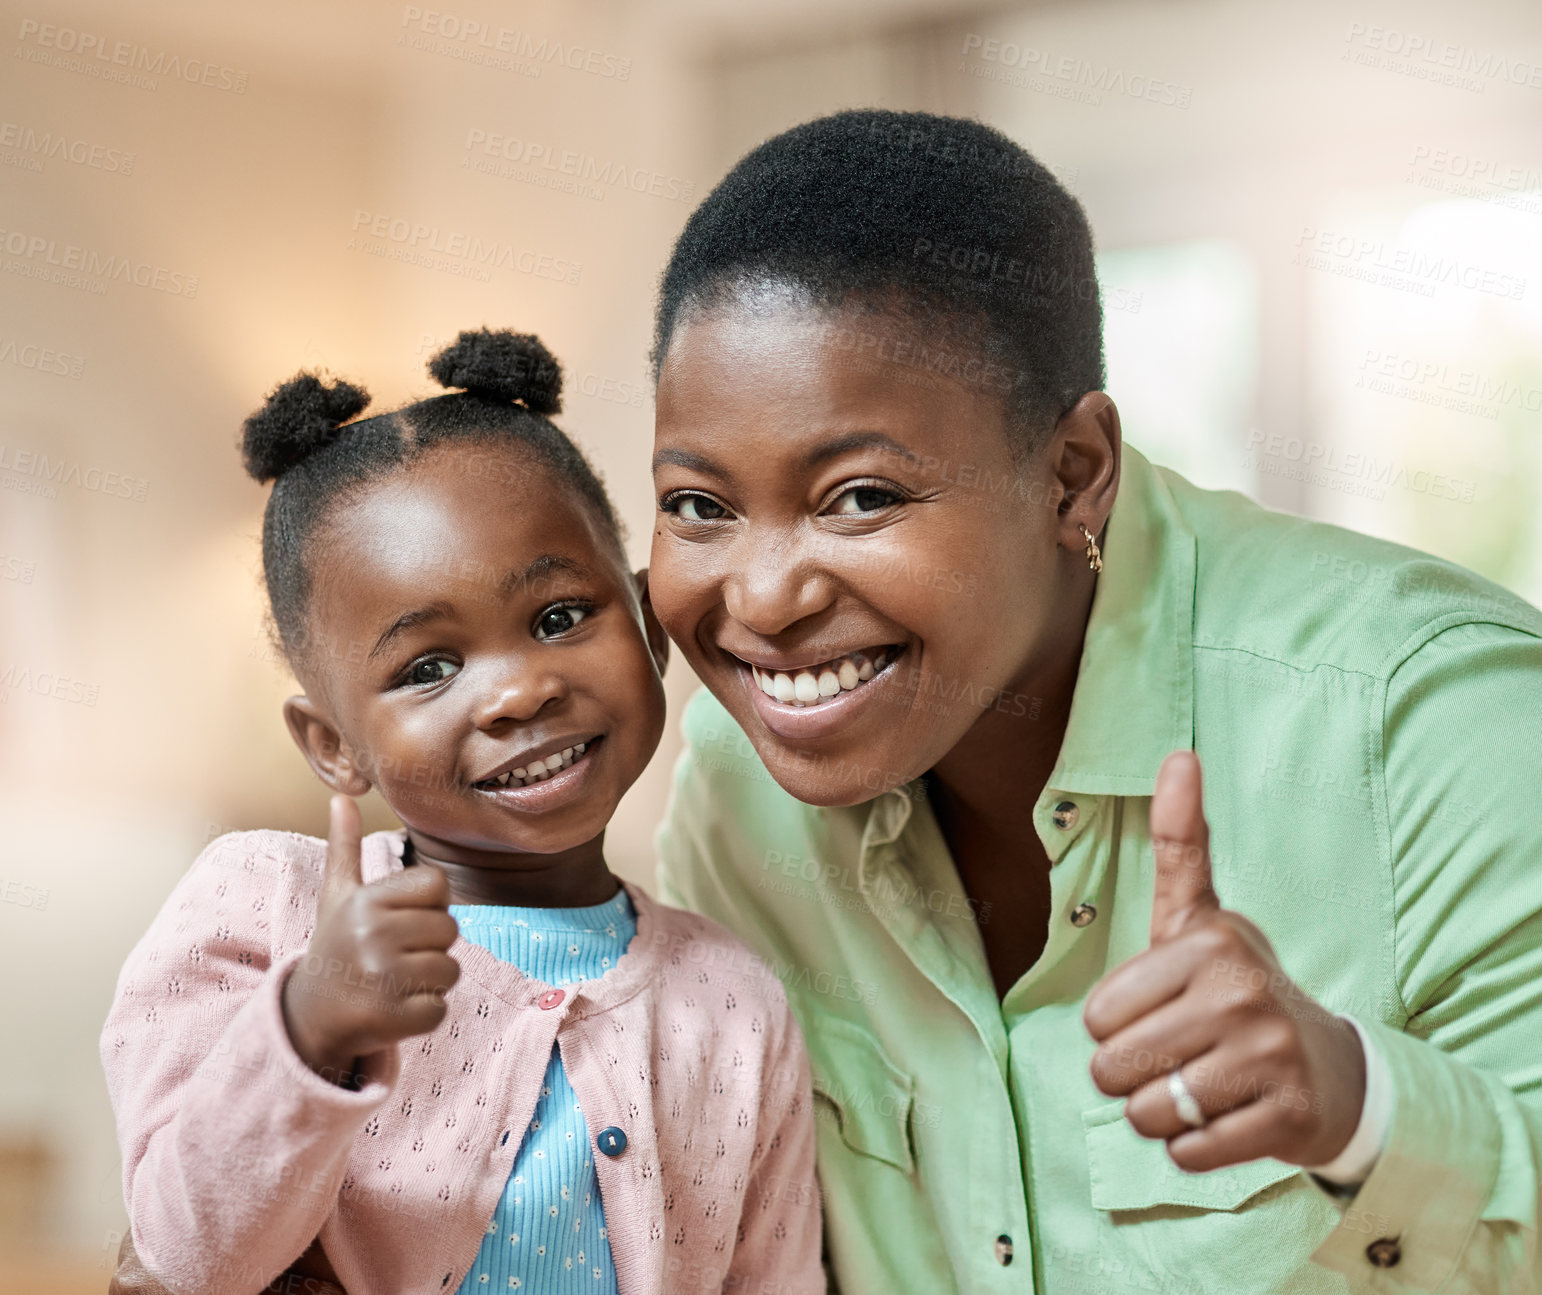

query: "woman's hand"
xmin=281 ymin=796 xmax=461 ymax=1083
xmin=1082 ymin=751 xmax=1367 ymax=1171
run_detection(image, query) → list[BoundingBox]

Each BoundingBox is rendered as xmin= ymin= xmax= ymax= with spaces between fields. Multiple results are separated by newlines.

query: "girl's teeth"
xmin=543 ymin=754 xmax=564 ymax=773
xmin=772 ymin=673 xmax=796 ymax=703
xmin=837 ymin=660 xmax=859 ymax=691
xmin=857 ymin=659 xmax=875 ymax=682
xmin=511 ymin=766 xmax=527 ymax=781
xmin=574 ymin=742 xmax=586 ymax=754
xmin=793 ymin=673 xmax=820 ymax=704
xmin=817 ymin=669 xmax=840 ymax=698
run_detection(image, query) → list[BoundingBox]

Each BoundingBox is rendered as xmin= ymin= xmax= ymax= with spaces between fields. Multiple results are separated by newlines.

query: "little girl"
xmin=100 ymin=329 xmax=823 ymax=1295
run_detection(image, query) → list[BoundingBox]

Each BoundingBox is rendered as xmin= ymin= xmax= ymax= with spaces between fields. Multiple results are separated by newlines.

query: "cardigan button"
xmin=994 ymin=1234 xmax=1013 ymax=1265
xmin=597 ymin=1126 xmax=628 ymax=1157
xmin=538 ymin=989 xmax=565 ymax=1010
xmin=1366 ymin=1238 xmax=1401 ymax=1268
xmin=1052 ymin=801 xmax=1079 ymax=830
xmin=1070 ymin=903 xmax=1097 ymax=927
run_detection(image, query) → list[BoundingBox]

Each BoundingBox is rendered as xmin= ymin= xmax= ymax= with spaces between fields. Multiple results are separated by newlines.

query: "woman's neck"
xmin=404 ymin=831 xmax=622 ymax=908
xmin=926 ymin=572 xmax=1092 ymax=830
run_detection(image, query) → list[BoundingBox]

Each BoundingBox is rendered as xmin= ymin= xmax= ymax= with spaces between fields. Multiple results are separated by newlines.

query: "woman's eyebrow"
xmin=651 ymin=433 xmax=921 ymax=478
xmin=801 ymin=431 xmax=921 ymax=469
xmin=651 ymin=447 xmax=726 ymax=477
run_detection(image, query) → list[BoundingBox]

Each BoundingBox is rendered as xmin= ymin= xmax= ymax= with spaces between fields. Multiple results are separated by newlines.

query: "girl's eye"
xmin=663 ymin=492 xmax=730 ymax=522
xmin=828 ymin=485 xmax=901 ymax=515
xmin=534 ymin=604 xmax=591 ymax=640
xmin=405 ymin=658 xmax=459 ymax=687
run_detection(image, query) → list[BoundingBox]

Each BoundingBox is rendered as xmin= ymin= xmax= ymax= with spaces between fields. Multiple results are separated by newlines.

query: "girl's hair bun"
xmin=241 ymin=373 xmax=371 ymax=483
xmin=427 ymin=328 xmax=563 ymax=414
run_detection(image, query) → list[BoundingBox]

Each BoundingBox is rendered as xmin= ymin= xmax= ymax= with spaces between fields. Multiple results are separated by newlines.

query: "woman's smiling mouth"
xmin=744 ymin=646 xmax=903 ymax=708
xmin=729 ymin=645 xmax=910 ymax=744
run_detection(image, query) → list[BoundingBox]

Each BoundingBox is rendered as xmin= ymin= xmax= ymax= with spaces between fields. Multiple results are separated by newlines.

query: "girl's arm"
xmin=725 ymin=987 xmax=826 ymax=1295
xmin=99 ymin=831 xmax=399 ymax=1295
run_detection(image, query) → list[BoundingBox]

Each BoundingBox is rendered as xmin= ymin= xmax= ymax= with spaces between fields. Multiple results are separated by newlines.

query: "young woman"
xmin=648 ymin=109 xmax=1542 ymax=1293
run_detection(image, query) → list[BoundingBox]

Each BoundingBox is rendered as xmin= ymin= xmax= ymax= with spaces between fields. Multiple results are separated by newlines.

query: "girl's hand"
xmin=281 ymin=796 xmax=461 ymax=1083
xmin=1082 ymin=752 xmax=1368 ymax=1171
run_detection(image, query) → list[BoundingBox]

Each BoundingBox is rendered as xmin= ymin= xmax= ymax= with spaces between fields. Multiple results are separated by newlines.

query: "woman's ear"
xmin=633 ymin=567 xmax=671 ymax=677
xmin=1050 ymin=391 xmax=1122 ymax=544
xmin=283 ymin=696 xmax=373 ymax=797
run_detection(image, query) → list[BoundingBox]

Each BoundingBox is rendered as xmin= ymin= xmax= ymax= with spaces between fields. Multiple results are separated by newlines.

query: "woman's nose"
xmin=721 ymin=529 xmax=837 ymax=637
xmin=472 ymin=658 xmax=568 ymax=730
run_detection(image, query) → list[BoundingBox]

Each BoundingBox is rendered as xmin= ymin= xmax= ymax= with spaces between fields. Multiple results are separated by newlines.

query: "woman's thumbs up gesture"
xmin=281 ymin=796 xmax=461 ymax=1085
xmin=1082 ymin=752 xmax=1367 ymax=1172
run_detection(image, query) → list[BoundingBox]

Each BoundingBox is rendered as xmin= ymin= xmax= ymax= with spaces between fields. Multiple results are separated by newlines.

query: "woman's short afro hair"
xmin=652 ymin=108 xmax=1105 ymax=451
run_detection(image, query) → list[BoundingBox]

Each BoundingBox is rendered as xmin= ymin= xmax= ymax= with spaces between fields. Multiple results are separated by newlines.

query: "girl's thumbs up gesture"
xmin=281 ymin=796 xmax=461 ymax=1085
xmin=1082 ymin=752 xmax=1367 ymax=1172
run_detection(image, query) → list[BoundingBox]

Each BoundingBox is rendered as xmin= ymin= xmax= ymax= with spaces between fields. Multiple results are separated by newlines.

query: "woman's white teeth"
xmin=752 ymin=649 xmax=897 ymax=707
xmin=482 ymin=742 xmax=590 ymax=789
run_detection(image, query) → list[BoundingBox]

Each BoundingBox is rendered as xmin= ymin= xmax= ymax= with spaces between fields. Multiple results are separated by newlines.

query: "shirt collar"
xmin=1045 ymin=443 xmax=1197 ymax=798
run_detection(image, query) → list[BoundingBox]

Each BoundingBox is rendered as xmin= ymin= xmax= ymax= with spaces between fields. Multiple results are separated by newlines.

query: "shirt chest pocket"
xmin=1083 ymin=1098 xmax=1300 ymax=1212
xmin=806 ymin=1015 xmax=915 ymax=1175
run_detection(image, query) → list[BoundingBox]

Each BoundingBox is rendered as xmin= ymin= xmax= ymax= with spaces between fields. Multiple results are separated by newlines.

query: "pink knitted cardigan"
xmin=100 ymin=829 xmax=824 ymax=1295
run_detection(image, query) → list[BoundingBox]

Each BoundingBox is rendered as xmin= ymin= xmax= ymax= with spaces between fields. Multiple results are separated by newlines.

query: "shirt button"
xmin=994 ymin=1234 xmax=1013 ymax=1265
xmin=1052 ymin=800 xmax=1079 ymax=830
xmin=1070 ymin=903 xmax=1097 ymax=927
xmin=1366 ymin=1238 xmax=1401 ymax=1268
xmin=597 ymin=1126 xmax=628 ymax=1157
xmin=537 ymin=989 xmax=565 ymax=1010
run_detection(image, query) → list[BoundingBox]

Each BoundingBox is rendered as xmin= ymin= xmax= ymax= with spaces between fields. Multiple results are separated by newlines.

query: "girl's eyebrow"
xmin=370 ymin=601 xmax=455 ymax=661
xmin=368 ymin=556 xmax=592 ymax=660
xmin=651 ymin=432 xmax=920 ymax=480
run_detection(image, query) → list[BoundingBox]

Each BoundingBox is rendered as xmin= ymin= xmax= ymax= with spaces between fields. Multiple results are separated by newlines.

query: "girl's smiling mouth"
xmin=471 ymin=735 xmax=604 ymax=808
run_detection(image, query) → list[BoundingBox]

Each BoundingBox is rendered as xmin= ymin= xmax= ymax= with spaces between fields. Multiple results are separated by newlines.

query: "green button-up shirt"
xmin=655 ymin=445 xmax=1542 ymax=1294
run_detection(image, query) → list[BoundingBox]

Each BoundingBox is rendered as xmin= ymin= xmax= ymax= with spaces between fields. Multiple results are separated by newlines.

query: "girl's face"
xmin=292 ymin=444 xmax=667 ymax=867
xmin=650 ymin=302 xmax=1099 ymax=807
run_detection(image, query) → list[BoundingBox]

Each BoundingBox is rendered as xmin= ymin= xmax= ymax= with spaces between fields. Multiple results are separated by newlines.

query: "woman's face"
xmin=650 ymin=301 xmax=1095 ymax=806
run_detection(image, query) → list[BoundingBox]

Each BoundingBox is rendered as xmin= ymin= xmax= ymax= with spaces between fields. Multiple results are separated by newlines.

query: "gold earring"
xmin=1078 ymin=523 xmax=1103 ymax=573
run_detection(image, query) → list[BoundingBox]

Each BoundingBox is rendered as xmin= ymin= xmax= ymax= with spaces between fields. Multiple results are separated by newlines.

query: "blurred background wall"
xmin=2 ymin=0 xmax=1539 ymax=1284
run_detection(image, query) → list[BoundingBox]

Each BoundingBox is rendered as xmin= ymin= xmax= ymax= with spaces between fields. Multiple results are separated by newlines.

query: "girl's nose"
xmin=721 ymin=530 xmax=838 ymax=637
xmin=472 ymin=659 xmax=568 ymax=730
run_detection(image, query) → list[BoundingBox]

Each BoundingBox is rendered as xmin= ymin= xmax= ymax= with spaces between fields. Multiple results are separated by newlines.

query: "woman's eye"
xmin=406 ymin=658 xmax=459 ymax=687
xmin=535 ymin=604 xmax=591 ymax=640
xmin=666 ymin=493 xmax=729 ymax=522
xmin=829 ymin=486 xmax=900 ymax=515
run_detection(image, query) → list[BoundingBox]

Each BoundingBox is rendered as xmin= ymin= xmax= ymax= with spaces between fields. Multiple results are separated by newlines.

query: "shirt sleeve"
xmin=1303 ymin=1016 xmax=1393 ymax=1186
xmin=1309 ymin=621 xmax=1542 ymax=1291
xmin=99 ymin=833 xmax=398 ymax=1295
xmin=724 ymin=982 xmax=826 ymax=1295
